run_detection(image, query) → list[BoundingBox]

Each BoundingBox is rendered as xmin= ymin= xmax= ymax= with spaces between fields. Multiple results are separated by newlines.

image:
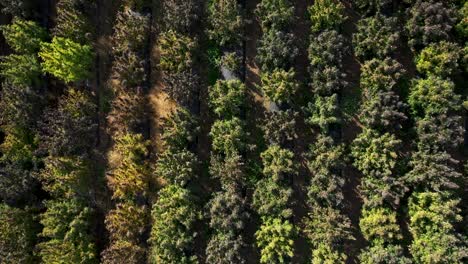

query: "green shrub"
xmin=305 ymin=94 xmax=340 ymax=132
xmin=262 ymin=110 xmax=297 ymax=145
xmin=360 ymin=58 xmax=406 ymax=98
xmin=0 ymin=18 xmax=47 ymax=53
xmin=39 ymin=37 xmax=93 ymax=82
xmin=261 ymin=145 xmax=295 ymax=182
xmin=0 ymin=54 xmax=41 ymax=87
xmin=415 ymin=114 xmax=464 ymax=152
xmin=149 ymin=185 xmax=199 ymax=264
xmin=354 ymin=0 xmax=393 ymax=14
xmin=155 ymin=148 xmax=197 ymax=186
xmin=210 ymin=118 xmax=246 ymax=156
xmin=0 ymin=82 xmax=42 ymax=130
xmin=208 ymin=189 xmax=249 ymax=233
xmin=260 ymin=68 xmax=298 ymax=104
xmin=360 ymin=207 xmax=402 ymax=245
xmin=353 ymin=14 xmax=400 ymax=60
xmin=162 ymin=0 xmax=200 ymax=33
xmin=360 ymin=91 xmax=407 ymax=132
xmin=206 ymin=233 xmax=246 ymax=264
xmin=161 ymin=108 xmax=199 ymax=150
xmin=159 ymin=30 xmax=196 ymax=73
xmin=255 ymin=0 xmax=295 ymax=31
xmin=253 ymin=178 xmax=293 ymax=218
xmin=416 ymin=41 xmax=462 ymax=77
xmin=308 ymin=0 xmax=346 ymax=33
xmin=256 ymin=217 xmax=295 ymax=264
xmin=53 ymin=0 xmax=93 ymax=44
xmin=359 ymin=244 xmax=411 ymax=264
xmin=257 ymin=30 xmax=298 ymax=72
xmin=207 ymin=0 xmax=244 ymax=46
xmin=209 ymin=79 xmax=245 ymax=118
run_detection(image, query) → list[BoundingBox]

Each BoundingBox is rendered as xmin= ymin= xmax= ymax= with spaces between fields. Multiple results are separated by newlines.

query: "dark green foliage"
xmin=409 ymin=192 xmax=467 ymax=263
xmin=53 ymin=0 xmax=94 ymax=44
xmin=163 ymin=69 xmax=200 ymax=107
xmin=209 ymin=79 xmax=245 ymax=118
xmin=359 ymin=244 xmax=412 ymax=264
xmin=162 ymin=0 xmax=200 ymax=33
xmin=253 ymin=178 xmax=293 ymax=218
xmin=353 ymin=14 xmax=400 ymax=60
xmin=360 ymin=58 xmax=406 ymax=98
xmin=360 ymin=91 xmax=407 ymax=132
xmin=352 ymin=129 xmax=407 ymax=207
xmin=257 ymin=30 xmax=298 ymax=72
xmin=210 ymin=154 xmax=245 ymax=188
xmin=206 ymin=233 xmax=246 ymax=264
xmin=415 ymin=114 xmax=464 ymax=151
xmin=159 ymin=30 xmax=196 ymax=73
xmin=255 ymin=217 xmax=295 ymax=264
xmin=261 ymin=145 xmax=296 ymax=182
xmin=406 ymin=150 xmax=462 ymax=191
xmin=210 ymin=118 xmax=246 ymax=156
xmin=0 ymin=204 xmax=39 ymax=263
xmin=0 ymin=82 xmax=42 ymax=130
xmin=408 ymin=77 xmax=461 ymax=117
xmin=0 ymin=54 xmax=41 ymax=86
xmin=39 ymin=89 xmax=97 ymax=157
xmin=39 ymin=37 xmax=93 ymax=83
xmin=416 ymin=41 xmax=462 ymax=77
xmin=160 ymin=108 xmax=199 ymax=149
xmin=262 ymin=110 xmax=297 ymax=145
xmin=308 ymin=0 xmax=346 ymax=33
xmin=37 ymin=198 xmax=97 ymax=264
xmin=306 ymin=135 xmax=346 ymax=208
xmin=207 ymin=0 xmax=244 ymax=46
xmin=260 ymin=68 xmax=298 ymax=104
xmin=407 ymin=0 xmax=458 ymax=50
xmin=0 ymin=18 xmax=47 ymax=53
xmin=255 ymin=0 xmax=295 ymax=31
xmin=155 ymin=148 xmax=197 ymax=186
xmin=354 ymin=0 xmax=393 ymax=15
xmin=456 ymin=1 xmax=468 ymax=38
xmin=304 ymin=207 xmax=353 ymax=263
xmin=207 ymin=188 xmax=249 ymax=233
xmin=305 ymin=94 xmax=340 ymax=132
xmin=149 ymin=185 xmax=199 ymax=264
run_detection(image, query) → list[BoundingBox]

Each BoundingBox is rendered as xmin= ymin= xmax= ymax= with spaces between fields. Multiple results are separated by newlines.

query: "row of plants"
xmin=303 ymin=0 xmax=354 ymax=263
xmin=205 ymin=1 xmax=249 ymax=264
xmin=102 ymin=2 xmax=152 ymax=263
xmin=254 ymin=0 xmax=299 ymax=263
xmin=405 ymin=0 xmax=467 ymax=262
xmin=148 ymin=0 xmax=203 ymax=263
xmin=351 ymin=2 xmax=410 ymax=262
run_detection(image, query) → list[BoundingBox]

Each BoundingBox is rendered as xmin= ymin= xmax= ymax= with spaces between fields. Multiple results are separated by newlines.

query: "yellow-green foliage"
xmin=159 ymin=30 xmax=196 ymax=73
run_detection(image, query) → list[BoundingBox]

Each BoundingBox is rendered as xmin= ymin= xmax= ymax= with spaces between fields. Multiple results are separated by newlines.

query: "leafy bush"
xmin=406 ymin=150 xmax=462 ymax=192
xmin=112 ymin=9 xmax=149 ymax=55
xmin=360 ymin=58 xmax=406 ymax=98
xmin=253 ymin=178 xmax=293 ymax=218
xmin=39 ymin=37 xmax=93 ymax=82
xmin=0 ymin=204 xmax=39 ymax=263
xmin=304 ymin=207 xmax=353 ymax=256
xmin=207 ymin=189 xmax=249 ymax=233
xmin=415 ymin=41 xmax=462 ymax=77
xmin=207 ymin=0 xmax=244 ymax=46
xmin=149 ymin=185 xmax=199 ymax=264
xmin=255 ymin=0 xmax=295 ymax=31
xmin=257 ymin=30 xmax=298 ymax=72
xmin=210 ymin=154 xmax=245 ymax=188
xmin=360 ymin=91 xmax=407 ymax=132
xmin=260 ymin=68 xmax=298 ymax=104
xmin=408 ymin=192 xmax=467 ymax=263
xmin=354 ymin=0 xmax=393 ymax=14
xmin=0 ymin=82 xmax=41 ymax=130
xmin=305 ymin=94 xmax=340 ymax=132
xmin=37 ymin=199 xmax=97 ymax=264
xmin=359 ymin=244 xmax=411 ymax=264
xmin=209 ymin=79 xmax=245 ymax=118
xmin=255 ymin=217 xmax=295 ymax=264
xmin=360 ymin=207 xmax=402 ymax=245
xmin=353 ymin=14 xmax=400 ymax=60
xmin=0 ymin=0 xmax=35 ymax=17
xmin=311 ymin=243 xmax=346 ymax=264
xmin=160 ymin=108 xmax=199 ymax=150
xmin=39 ymin=89 xmax=97 ymax=156
xmin=352 ymin=129 xmax=406 ymax=207
xmin=308 ymin=0 xmax=346 ymax=33
xmin=210 ymin=118 xmax=246 ymax=156
xmin=407 ymin=0 xmax=458 ymax=50
xmin=0 ymin=54 xmax=41 ymax=86
xmin=206 ymin=233 xmax=246 ymax=264
xmin=101 ymin=240 xmax=145 ymax=264
xmin=0 ymin=18 xmax=47 ymax=53
xmin=306 ymin=135 xmax=346 ymax=208
xmin=262 ymin=110 xmax=297 ymax=145
xmin=53 ymin=0 xmax=93 ymax=44
xmin=107 ymin=133 xmax=150 ymax=200
xmin=155 ymin=148 xmax=197 ymax=186
xmin=456 ymin=1 xmax=468 ymax=38
xmin=415 ymin=114 xmax=464 ymax=152
xmin=408 ymin=77 xmax=461 ymax=117
xmin=159 ymin=30 xmax=196 ymax=73
xmin=162 ymin=69 xmax=200 ymax=106
xmin=261 ymin=145 xmax=296 ymax=182
xmin=162 ymin=0 xmax=200 ymax=33
xmin=308 ymin=30 xmax=347 ymax=71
